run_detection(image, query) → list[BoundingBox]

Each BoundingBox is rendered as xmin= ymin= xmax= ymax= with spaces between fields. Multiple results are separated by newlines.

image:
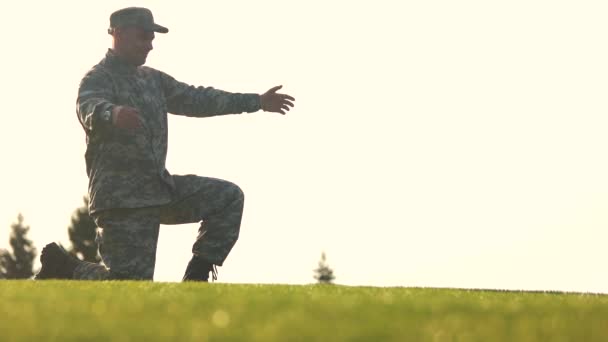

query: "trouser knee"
xmin=227 ymin=181 xmax=244 ymax=203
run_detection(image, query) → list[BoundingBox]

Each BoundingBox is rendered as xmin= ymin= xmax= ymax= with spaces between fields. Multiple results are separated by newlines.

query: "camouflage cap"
xmin=108 ymin=7 xmax=169 ymax=34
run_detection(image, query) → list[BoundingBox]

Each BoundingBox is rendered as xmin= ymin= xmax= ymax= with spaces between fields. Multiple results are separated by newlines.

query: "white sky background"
xmin=1 ymin=0 xmax=607 ymax=292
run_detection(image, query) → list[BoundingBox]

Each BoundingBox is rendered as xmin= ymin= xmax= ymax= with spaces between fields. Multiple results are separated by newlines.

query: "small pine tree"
xmin=0 ymin=213 xmax=37 ymax=279
xmin=314 ymin=252 xmax=335 ymax=284
xmin=0 ymin=249 xmax=12 ymax=279
xmin=68 ymin=196 xmax=101 ymax=263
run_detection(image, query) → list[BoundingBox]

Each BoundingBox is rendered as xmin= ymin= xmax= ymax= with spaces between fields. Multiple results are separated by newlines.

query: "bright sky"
xmin=1 ymin=0 xmax=607 ymax=293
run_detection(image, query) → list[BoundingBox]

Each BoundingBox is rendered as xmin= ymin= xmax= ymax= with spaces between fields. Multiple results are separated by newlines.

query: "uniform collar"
xmin=103 ymin=49 xmax=138 ymax=74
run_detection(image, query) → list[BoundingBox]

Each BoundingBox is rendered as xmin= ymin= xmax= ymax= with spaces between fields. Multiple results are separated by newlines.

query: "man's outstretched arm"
xmin=259 ymin=85 xmax=295 ymax=115
xmin=158 ymin=71 xmax=295 ymax=117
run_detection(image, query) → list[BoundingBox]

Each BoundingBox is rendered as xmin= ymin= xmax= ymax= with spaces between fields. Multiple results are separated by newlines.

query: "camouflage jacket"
xmin=77 ymin=49 xmax=261 ymax=214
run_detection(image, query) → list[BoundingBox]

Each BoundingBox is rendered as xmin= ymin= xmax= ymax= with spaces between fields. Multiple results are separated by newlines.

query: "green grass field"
xmin=1 ymin=281 xmax=607 ymax=341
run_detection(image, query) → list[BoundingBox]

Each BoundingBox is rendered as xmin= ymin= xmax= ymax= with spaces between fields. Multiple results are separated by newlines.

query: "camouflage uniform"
xmin=73 ymin=49 xmax=260 ymax=280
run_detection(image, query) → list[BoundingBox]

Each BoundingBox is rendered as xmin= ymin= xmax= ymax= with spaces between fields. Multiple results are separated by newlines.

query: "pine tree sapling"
xmin=0 ymin=214 xmax=37 ymax=279
xmin=0 ymin=248 xmax=14 ymax=278
xmin=314 ymin=252 xmax=336 ymax=284
xmin=68 ymin=196 xmax=101 ymax=263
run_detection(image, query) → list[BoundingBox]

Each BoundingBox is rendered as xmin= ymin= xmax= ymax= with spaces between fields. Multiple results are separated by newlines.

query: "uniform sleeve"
xmin=76 ymin=69 xmax=115 ymax=134
xmin=158 ymin=71 xmax=261 ymax=117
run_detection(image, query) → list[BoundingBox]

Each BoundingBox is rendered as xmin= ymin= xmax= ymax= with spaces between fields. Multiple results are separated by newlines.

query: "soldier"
xmin=36 ymin=7 xmax=295 ymax=281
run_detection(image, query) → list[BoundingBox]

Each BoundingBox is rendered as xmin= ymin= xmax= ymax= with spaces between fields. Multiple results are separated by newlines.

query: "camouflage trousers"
xmin=73 ymin=175 xmax=244 ymax=280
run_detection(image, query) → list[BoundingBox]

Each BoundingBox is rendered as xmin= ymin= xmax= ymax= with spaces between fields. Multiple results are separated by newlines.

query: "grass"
xmin=1 ymin=281 xmax=607 ymax=341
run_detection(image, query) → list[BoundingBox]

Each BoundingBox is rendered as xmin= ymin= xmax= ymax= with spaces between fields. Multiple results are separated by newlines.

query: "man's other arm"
xmin=76 ymin=70 xmax=116 ymax=134
xmin=77 ymin=71 xmax=142 ymax=132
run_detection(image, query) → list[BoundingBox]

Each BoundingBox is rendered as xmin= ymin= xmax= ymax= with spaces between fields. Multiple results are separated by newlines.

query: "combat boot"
xmin=35 ymin=242 xmax=79 ymax=280
xmin=182 ymin=255 xmax=217 ymax=282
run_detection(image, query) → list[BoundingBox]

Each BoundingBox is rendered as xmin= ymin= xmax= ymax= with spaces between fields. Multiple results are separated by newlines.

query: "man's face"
xmin=115 ymin=27 xmax=155 ymax=66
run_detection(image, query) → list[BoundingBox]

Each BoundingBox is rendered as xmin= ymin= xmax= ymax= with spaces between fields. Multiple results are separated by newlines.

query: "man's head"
xmin=108 ymin=7 xmax=168 ymax=66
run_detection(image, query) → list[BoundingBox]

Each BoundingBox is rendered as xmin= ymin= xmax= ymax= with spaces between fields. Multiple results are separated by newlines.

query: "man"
xmin=36 ymin=7 xmax=295 ymax=281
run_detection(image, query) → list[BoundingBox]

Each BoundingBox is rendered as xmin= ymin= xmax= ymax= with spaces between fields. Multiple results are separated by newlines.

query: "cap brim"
xmin=145 ymin=23 xmax=169 ymax=33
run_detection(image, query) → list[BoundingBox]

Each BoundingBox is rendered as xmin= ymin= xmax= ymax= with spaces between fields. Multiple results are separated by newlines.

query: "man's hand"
xmin=260 ymin=85 xmax=295 ymax=115
xmin=112 ymin=106 xmax=142 ymax=129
